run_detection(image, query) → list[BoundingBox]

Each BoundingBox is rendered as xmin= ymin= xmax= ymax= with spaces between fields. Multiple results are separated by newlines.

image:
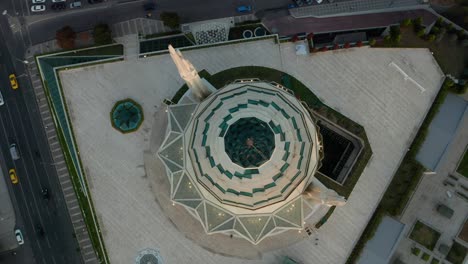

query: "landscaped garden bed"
xmin=446 ymin=242 xmax=468 ymax=264
xmin=409 ymin=221 xmax=441 ymax=250
xmin=457 ymin=149 xmax=468 ymax=178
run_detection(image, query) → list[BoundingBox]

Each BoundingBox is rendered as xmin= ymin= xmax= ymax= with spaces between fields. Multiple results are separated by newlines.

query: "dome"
xmin=158 ymin=81 xmax=322 ymax=244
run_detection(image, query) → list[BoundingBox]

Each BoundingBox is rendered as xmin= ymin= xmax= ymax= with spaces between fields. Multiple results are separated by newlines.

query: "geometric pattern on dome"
xmin=224 ymin=117 xmax=275 ymax=168
xmin=135 ymin=248 xmax=163 ymax=264
xmin=111 ymin=98 xmax=144 ymax=133
xmin=189 ymin=85 xmax=317 ymax=209
xmin=157 ymin=82 xmax=323 ymax=244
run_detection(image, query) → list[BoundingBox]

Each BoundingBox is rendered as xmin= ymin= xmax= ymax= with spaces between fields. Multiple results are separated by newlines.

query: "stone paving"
xmin=392 ymin=103 xmax=468 ymax=264
xmin=56 ymin=38 xmax=443 ymax=264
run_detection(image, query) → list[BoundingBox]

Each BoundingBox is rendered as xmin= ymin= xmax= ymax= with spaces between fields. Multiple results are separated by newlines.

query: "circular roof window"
xmin=224 ymin=117 xmax=275 ymax=168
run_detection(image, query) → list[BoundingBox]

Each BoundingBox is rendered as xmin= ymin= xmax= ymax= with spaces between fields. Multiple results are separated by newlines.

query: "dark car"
xmin=51 ymin=2 xmax=66 ymax=10
xmin=88 ymin=0 xmax=103 ymax=3
xmin=42 ymin=188 xmax=50 ymax=200
xmin=143 ymin=2 xmax=155 ymax=11
xmin=36 ymin=224 xmax=45 ymax=237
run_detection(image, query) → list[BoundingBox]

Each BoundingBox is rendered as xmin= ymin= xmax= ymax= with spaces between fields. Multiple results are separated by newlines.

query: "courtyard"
xmin=57 ymin=38 xmax=443 ymax=264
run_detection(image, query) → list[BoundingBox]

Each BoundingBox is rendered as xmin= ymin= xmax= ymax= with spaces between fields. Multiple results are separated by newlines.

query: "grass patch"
xmin=421 ymin=252 xmax=430 ymax=261
xmin=41 ymin=80 xmax=109 ymax=263
xmin=54 ymin=44 xmax=124 ymax=57
xmin=409 ymin=221 xmax=441 ymax=250
xmin=412 ymin=247 xmax=421 ymax=256
xmin=446 ymin=242 xmax=468 ymax=264
xmin=457 ymin=149 xmax=468 ymax=177
xmin=315 ymin=206 xmax=336 ymax=229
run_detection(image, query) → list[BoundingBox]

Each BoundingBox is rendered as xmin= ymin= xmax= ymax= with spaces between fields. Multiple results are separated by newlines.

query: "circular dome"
xmin=187 ymin=82 xmax=320 ymax=209
xmin=224 ymin=117 xmax=275 ymax=168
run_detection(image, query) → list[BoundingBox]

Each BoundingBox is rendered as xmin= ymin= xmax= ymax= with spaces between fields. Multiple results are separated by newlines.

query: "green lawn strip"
xmin=446 ymin=242 xmax=468 ymax=264
xmin=457 ymin=149 xmax=468 ymax=177
xmin=48 ymin=44 xmax=124 ymax=57
xmin=346 ymin=80 xmax=453 ymax=263
xmin=37 ymin=56 xmax=115 ymax=263
xmin=409 ymin=221 xmax=441 ymax=250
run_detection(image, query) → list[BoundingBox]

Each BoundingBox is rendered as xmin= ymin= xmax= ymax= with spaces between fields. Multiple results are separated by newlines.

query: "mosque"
xmin=157 ymin=45 xmax=346 ymax=245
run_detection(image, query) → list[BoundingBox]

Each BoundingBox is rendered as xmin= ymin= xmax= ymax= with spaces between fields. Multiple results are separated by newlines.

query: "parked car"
xmin=36 ymin=224 xmax=45 ymax=237
xmin=9 ymin=143 xmax=20 ymax=160
xmin=41 ymin=188 xmax=50 ymax=200
xmin=143 ymin=2 xmax=155 ymax=11
xmin=287 ymin=3 xmax=298 ymax=8
xmin=32 ymin=0 xmax=46 ymax=3
xmin=15 ymin=229 xmax=24 ymax=245
xmin=31 ymin=5 xmax=46 ymax=12
xmin=305 ymin=0 xmax=313 ymax=4
xmin=294 ymin=0 xmax=304 ymax=7
xmin=52 ymin=0 xmax=66 ymax=2
xmin=0 ymin=91 xmax=4 ymax=106
xmin=9 ymin=169 xmax=18 ymax=184
xmin=236 ymin=5 xmax=252 ymax=13
xmin=52 ymin=2 xmax=66 ymax=10
xmin=9 ymin=74 xmax=18 ymax=89
xmin=88 ymin=0 xmax=103 ymax=3
xmin=70 ymin=1 xmax=82 ymax=8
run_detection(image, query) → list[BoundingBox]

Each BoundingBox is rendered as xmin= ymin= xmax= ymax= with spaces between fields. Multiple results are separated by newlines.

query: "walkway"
xmin=290 ymin=0 xmax=425 ymax=18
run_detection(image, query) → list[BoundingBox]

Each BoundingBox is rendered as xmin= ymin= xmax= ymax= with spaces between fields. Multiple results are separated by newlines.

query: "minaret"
xmin=168 ymin=45 xmax=212 ymax=102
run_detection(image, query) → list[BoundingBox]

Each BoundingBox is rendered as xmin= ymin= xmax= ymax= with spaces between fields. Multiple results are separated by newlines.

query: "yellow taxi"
xmin=9 ymin=168 xmax=18 ymax=184
xmin=9 ymin=74 xmax=18 ymax=90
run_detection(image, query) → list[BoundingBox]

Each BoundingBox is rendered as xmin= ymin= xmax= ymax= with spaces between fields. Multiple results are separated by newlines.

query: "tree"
xmin=160 ymin=12 xmax=180 ymax=30
xmin=401 ymin=18 xmax=412 ymax=27
xmin=93 ymin=23 xmax=112 ymax=45
xmin=356 ymin=41 xmax=363 ymax=47
xmin=344 ymin=42 xmax=350 ymax=48
xmin=56 ymin=26 xmax=77 ymax=50
xmin=333 ymin=43 xmax=339 ymax=50
xmin=427 ymin=34 xmax=436 ymax=42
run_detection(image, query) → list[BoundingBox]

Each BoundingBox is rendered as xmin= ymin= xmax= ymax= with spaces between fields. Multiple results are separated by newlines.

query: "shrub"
xmin=306 ymin=33 xmax=314 ymax=40
xmin=401 ymin=18 xmax=412 ymax=27
xmin=344 ymin=42 xmax=350 ymax=48
xmin=56 ymin=26 xmax=77 ymax=50
xmin=291 ymin=35 xmax=299 ymax=42
xmin=422 ymin=252 xmax=430 ymax=261
xmin=412 ymin=247 xmax=421 ymax=256
xmin=160 ymin=12 xmax=180 ymax=29
xmin=369 ymin=38 xmax=376 ymax=46
xmin=320 ymin=46 xmax=328 ymax=52
xmin=92 ymin=23 xmax=112 ymax=45
xmin=356 ymin=41 xmax=363 ymax=47
xmin=417 ymin=29 xmax=426 ymax=37
xmin=431 ymin=26 xmax=440 ymax=35
xmin=333 ymin=43 xmax=339 ymax=50
xmin=427 ymin=34 xmax=436 ymax=42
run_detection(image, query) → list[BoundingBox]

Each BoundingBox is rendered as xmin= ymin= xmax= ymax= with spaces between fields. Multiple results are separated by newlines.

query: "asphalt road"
xmin=26 ymin=0 xmax=293 ymax=44
xmin=0 ymin=2 xmax=83 ymax=263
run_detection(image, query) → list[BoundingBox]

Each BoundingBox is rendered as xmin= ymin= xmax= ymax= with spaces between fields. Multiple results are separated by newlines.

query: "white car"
xmin=32 ymin=0 xmax=46 ymax=3
xmin=0 ymin=91 xmax=4 ymax=106
xmin=31 ymin=5 xmax=46 ymax=12
xmin=52 ymin=0 xmax=66 ymax=2
xmin=15 ymin=229 xmax=24 ymax=245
